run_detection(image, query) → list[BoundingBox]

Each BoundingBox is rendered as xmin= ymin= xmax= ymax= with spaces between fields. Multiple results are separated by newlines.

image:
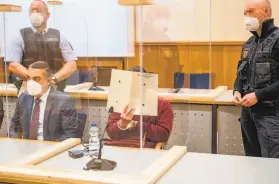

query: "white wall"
xmin=136 ymin=0 xmax=279 ymax=42
xmin=0 ymin=0 xmax=134 ymax=57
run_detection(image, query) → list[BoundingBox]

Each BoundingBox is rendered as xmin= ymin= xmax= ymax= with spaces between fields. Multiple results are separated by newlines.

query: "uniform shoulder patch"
xmin=242 ymin=48 xmax=249 ymax=59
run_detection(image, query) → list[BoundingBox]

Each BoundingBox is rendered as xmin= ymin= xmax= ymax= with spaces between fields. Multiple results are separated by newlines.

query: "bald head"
xmin=30 ymin=0 xmax=49 ymax=13
xmin=145 ymin=5 xmax=170 ymax=22
xmin=29 ymin=0 xmax=50 ymax=28
xmin=244 ymin=0 xmax=272 ymax=22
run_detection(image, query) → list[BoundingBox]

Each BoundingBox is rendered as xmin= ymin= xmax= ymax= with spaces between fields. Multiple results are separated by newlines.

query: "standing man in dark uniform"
xmin=5 ymin=0 xmax=77 ymax=92
xmin=233 ymin=0 xmax=279 ymax=158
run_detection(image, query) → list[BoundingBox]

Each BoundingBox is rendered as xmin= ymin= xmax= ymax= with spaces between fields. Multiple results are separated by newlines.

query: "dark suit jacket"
xmin=9 ymin=88 xmax=78 ymax=142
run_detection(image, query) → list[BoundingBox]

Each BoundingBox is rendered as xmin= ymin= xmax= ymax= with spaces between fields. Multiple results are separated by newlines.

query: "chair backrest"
xmin=66 ymin=71 xmax=80 ymax=85
xmin=190 ymin=73 xmax=211 ymax=89
xmin=0 ymin=99 xmax=4 ymax=129
xmin=77 ymin=113 xmax=87 ymax=139
xmin=173 ymin=72 xmax=189 ymax=88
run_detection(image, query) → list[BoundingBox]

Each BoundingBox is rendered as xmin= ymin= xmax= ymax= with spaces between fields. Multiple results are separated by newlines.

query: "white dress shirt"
xmin=32 ymin=87 xmax=51 ymax=140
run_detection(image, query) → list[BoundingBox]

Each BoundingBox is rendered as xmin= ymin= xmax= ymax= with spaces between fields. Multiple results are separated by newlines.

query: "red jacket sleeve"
xmin=106 ymin=112 xmax=136 ymax=139
xmin=106 ymin=98 xmax=174 ymax=142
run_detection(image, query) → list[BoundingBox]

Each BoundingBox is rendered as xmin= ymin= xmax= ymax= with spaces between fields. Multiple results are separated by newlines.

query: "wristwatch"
xmin=51 ymin=76 xmax=58 ymax=84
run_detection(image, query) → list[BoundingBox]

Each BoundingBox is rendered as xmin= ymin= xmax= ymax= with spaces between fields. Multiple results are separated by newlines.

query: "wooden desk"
xmin=0 ymin=83 xmax=229 ymax=104
xmin=0 ymin=138 xmax=55 ymax=164
xmin=215 ymin=89 xmax=234 ymax=105
xmin=216 ymin=90 xmax=243 ymax=155
xmin=65 ymin=84 xmax=228 ymax=104
xmin=0 ymin=144 xmax=187 ymax=184
xmin=158 ymin=152 xmax=279 ymax=184
xmin=39 ymin=145 xmax=164 ymax=175
xmin=0 ymin=138 xmax=80 ymax=165
xmin=3 ymin=143 xmax=277 ymax=184
xmin=0 ymin=84 xmax=17 ymax=96
xmin=0 ymin=84 xmax=242 ymax=156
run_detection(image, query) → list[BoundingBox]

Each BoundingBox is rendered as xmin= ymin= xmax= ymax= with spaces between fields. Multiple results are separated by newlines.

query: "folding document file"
xmin=107 ymin=69 xmax=158 ymax=116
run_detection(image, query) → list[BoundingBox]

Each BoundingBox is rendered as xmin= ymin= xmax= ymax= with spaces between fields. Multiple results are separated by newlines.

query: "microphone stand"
xmin=89 ymin=66 xmax=105 ymax=91
xmin=84 ymin=107 xmax=116 ymax=171
xmin=170 ymin=65 xmax=184 ymax=93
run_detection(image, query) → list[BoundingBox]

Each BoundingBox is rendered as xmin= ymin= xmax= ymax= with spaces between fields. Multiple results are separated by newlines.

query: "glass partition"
xmin=2 ymin=0 xmax=279 ymax=181
xmin=0 ymin=0 xmax=85 ymax=149
xmin=0 ymin=10 xmax=5 ymax=137
xmin=0 ymin=0 xmax=240 ymax=178
xmin=136 ymin=0 xmax=205 ymax=153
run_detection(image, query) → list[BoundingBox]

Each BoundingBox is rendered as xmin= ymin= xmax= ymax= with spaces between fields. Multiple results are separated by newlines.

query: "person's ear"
xmin=45 ymin=12 xmax=50 ymax=20
xmin=47 ymin=77 xmax=52 ymax=84
xmin=263 ymin=8 xmax=268 ymax=16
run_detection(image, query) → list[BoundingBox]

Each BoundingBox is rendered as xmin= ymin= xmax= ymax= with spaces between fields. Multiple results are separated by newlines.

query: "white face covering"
xmin=27 ymin=80 xmax=42 ymax=96
xmin=153 ymin=19 xmax=169 ymax=33
xmin=29 ymin=12 xmax=44 ymax=27
xmin=244 ymin=16 xmax=260 ymax=31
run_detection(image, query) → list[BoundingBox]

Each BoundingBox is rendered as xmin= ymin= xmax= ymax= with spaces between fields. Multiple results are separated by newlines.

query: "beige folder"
xmin=107 ymin=69 xmax=158 ymax=116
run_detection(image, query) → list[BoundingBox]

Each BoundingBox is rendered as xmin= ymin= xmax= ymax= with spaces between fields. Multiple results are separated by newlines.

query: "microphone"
xmin=170 ymin=65 xmax=184 ymax=93
xmin=89 ymin=66 xmax=105 ymax=91
xmin=84 ymin=106 xmax=116 ymax=171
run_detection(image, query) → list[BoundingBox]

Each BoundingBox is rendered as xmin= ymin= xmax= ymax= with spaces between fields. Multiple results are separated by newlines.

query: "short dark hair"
xmin=29 ymin=61 xmax=52 ymax=78
xmin=129 ymin=66 xmax=147 ymax=73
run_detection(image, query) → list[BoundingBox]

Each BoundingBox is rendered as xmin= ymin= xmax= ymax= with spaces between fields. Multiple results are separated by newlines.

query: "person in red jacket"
xmin=105 ymin=67 xmax=174 ymax=148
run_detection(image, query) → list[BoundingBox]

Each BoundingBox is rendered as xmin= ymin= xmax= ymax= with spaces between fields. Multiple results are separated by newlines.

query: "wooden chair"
xmin=155 ymin=142 xmax=166 ymax=150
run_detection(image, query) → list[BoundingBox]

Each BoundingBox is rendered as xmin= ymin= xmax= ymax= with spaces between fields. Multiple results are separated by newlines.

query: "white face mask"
xmin=27 ymin=80 xmax=42 ymax=96
xmin=244 ymin=16 xmax=260 ymax=31
xmin=153 ymin=19 xmax=169 ymax=33
xmin=30 ymin=12 xmax=44 ymax=27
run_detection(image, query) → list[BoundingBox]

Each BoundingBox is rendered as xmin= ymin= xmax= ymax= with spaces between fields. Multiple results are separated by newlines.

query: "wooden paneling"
xmin=76 ymin=57 xmax=124 ymax=69
xmin=0 ymin=42 xmax=242 ymax=89
xmin=0 ymin=57 xmax=123 ymax=86
xmin=76 ymin=57 xmax=124 ymax=86
xmin=126 ymin=42 xmax=242 ymax=89
xmin=125 ymin=44 xmax=181 ymax=88
xmin=0 ymin=58 xmax=5 ymax=83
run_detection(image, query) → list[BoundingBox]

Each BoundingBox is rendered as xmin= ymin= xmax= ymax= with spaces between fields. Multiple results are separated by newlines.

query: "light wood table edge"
xmin=161 ymin=86 xmax=229 ymax=104
xmin=104 ymin=144 xmax=167 ymax=152
xmin=47 ymin=0 xmax=63 ymax=5
xmin=118 ymin=0 xmax=154 ymax=6
xmin=0 ymin=145 xmax=186 ymax=184
xmin=0 ymin=138 xmax=57 ymax=144
xmin=15 ymin=138 xmax=81 ymax=165
xmin=0 ymin=84 xmax=233 ymax=104
xmin=0 ymin=4 xmax=22 ymax=12
xmin=142 ymin=146 xmax=187 ymax=184
xmin=0 ymin=164 xmax=146 ymax=184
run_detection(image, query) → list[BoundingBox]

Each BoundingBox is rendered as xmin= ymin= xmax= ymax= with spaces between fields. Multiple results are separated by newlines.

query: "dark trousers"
xmin=240 ymin=102 xmax=279 ymax=158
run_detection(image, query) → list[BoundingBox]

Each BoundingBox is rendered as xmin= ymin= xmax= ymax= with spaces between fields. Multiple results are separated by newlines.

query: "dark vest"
xmin=237 ymin=29 xmax=279 ymax=93
xmin=21 ymin=27 xmax=64 ymax=73
xmin=20 ymin=27 xmax=65 ymax=91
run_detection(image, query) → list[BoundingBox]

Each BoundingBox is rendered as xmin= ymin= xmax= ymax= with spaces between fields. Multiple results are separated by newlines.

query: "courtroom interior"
xmin=0 ymin=0 xmax=279 ymax=183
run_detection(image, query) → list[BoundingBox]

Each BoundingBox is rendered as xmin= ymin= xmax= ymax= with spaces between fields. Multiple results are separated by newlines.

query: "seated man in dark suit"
xmin=105 ymin=66 xmax=174 ymax=148
xmin=9 ymin=61 xmax=78 ymax=141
